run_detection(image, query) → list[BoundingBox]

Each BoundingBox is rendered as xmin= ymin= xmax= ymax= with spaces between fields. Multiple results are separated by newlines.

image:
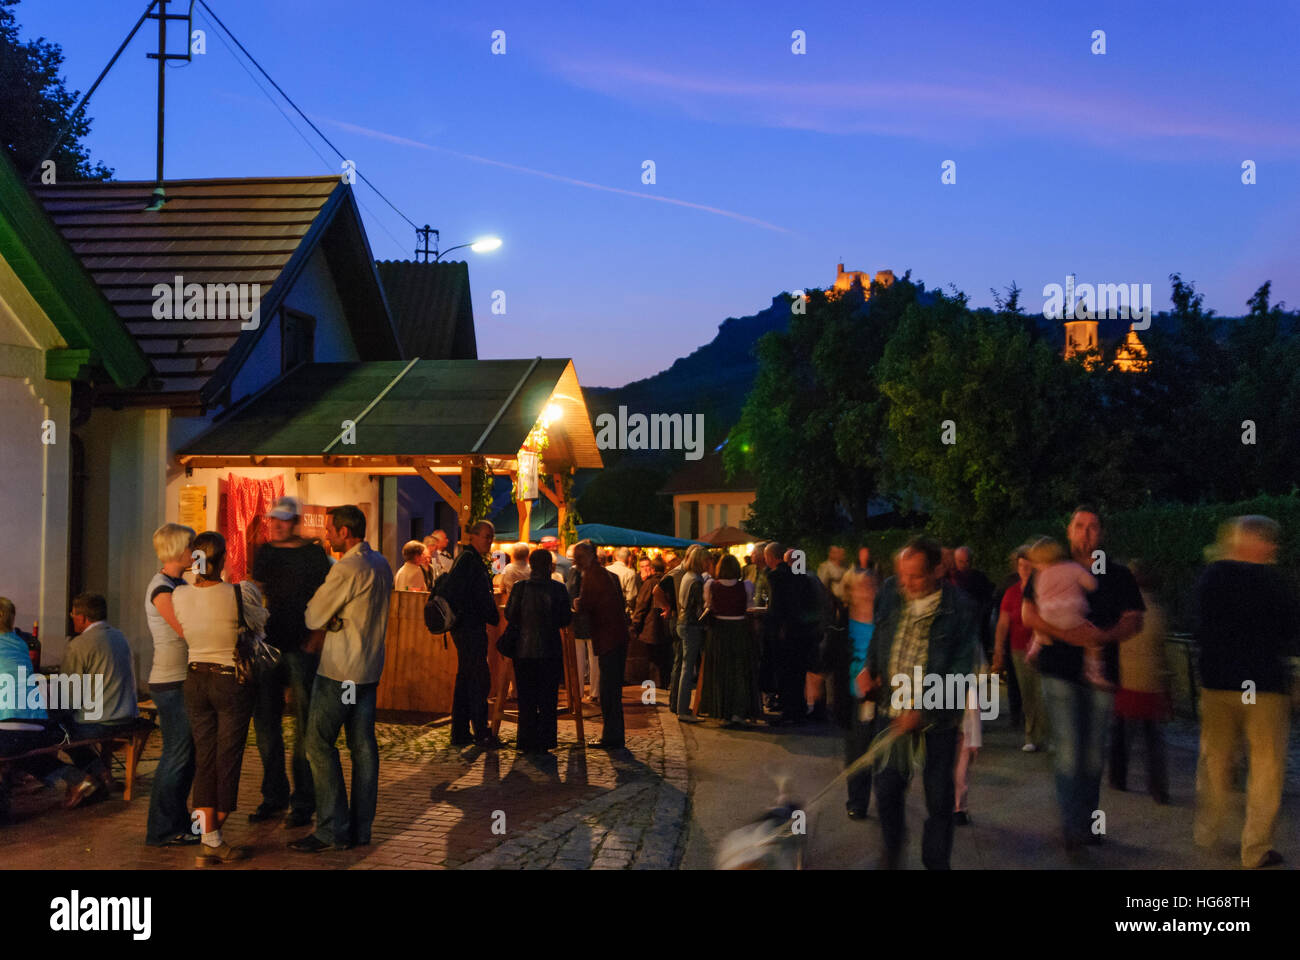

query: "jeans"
xmin=597 ymin=644 xmax=627 ymax=746
xmin=515 ymin=658 xmax=562 ymax=751
xmin=668 ymin=638 xmax=683 ymax=712
xmin=450 ymin=629 xmax=491 ymax=742
xmin=145 ymin=684 xmax=195 ymax=843
xmin=844 ymin=702 xmax=876 ymax=813
xmin=251 ymin=648 xmax=319 ymax=814
xmin=674 ymin=623 xmax=704 ymax=718
xmin=1041 ymin=675 xmax=1113 ymax=845
xmin=304 ymin=675 xmax=379 ymax=847
xmin=874 ymin=725 xmax=959 ymax=869
xmin=65 ymin=720 xmax=136 ymax=778
xmin=184 ymin=667 xmax=255 ymax=813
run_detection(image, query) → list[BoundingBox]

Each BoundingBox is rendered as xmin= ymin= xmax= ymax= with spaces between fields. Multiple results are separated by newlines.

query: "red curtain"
xmin=223 ymin=473 xmax=284 ymax=583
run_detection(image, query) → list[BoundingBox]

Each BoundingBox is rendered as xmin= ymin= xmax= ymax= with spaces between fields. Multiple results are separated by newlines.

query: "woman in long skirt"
xmin=700 ymin=555 xmax=761 ymax=725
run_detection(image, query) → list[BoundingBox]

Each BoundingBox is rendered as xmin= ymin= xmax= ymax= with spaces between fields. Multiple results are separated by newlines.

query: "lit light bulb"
xmin=470 ymin=236 xmax=502 ymax=253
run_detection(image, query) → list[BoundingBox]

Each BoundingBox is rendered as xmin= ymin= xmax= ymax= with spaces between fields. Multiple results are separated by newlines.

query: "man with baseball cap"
xmin=248 ymin=495 xmax=333 ymax=828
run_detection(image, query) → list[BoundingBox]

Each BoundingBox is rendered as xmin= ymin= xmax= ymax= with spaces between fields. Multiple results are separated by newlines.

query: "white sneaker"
xmin=1021 ymin=743 xmax=1039 ymax=753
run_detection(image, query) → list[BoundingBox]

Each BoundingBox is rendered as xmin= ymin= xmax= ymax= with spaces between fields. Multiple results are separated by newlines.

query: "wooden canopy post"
xmin=459 ymin=458 xmax=474 ymax=541
xmin=538 ymin=472 xmax=567 ymax=549
xmin=516 ymin=498 xmax=532 ymax=543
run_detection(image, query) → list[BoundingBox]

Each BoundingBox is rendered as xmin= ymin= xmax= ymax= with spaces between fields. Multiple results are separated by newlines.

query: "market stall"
xmin=174 ymin=357 xmax=604 ymax=720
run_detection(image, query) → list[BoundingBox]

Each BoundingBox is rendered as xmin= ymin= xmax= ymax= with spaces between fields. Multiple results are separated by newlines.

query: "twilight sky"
xmin=16 ymin=0 xmax=1300 ymax=386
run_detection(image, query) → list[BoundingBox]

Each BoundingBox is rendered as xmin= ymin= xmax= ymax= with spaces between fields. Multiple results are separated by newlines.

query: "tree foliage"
xmin=1 ymin=0 xmax=112 ymax=180
xmin=731 ymin=271 xmax=1300 ymax=548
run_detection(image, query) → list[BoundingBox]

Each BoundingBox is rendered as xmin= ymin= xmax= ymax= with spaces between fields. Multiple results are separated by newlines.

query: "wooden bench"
xmin=0 ymin=719 xmax=155 ymax=802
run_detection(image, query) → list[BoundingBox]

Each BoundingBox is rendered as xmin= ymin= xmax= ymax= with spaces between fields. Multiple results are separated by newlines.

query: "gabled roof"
xmin=32 ymin=176 xmax=401 ymax=405
xmin=176 ymin=358 xmax=603 ymax=470
xmin=0 ymin=151 xmax=149 ymax=386
xmin=660 ymin=448 xmax=755 ymax=495
xmin=376 ymin=259 xmax=477 ymax=360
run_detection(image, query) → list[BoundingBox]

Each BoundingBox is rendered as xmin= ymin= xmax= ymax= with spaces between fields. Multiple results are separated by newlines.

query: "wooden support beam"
xmin=459 ymin=460 xmax=474 ymax=542
xmin=538 ymin=478 xmax=561 ymax=509
xmin=414 ymin=464 xmax=462 ymax=516
xmin=516 ymin=498 xmax=532 ymax=542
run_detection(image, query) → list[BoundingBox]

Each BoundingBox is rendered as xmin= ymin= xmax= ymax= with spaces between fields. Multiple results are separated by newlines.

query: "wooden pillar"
xmin=554 ymin=474 xmax=568 ymax=550
xmin=459 ymin=459 xmax=474 ymax=542
xmin=516 ymin=498 xmax=532 ymax=542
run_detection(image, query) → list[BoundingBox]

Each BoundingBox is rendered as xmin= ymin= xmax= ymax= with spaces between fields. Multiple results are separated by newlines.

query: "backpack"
xmin=423 ymin=570 xmax=456 ymax=637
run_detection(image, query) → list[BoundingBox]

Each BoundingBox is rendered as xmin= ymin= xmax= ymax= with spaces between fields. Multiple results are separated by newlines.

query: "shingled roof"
xmin=375 ymin=260 xmax=477 ymax=360
xmin=32 ymin=176 xmax=400 ymax=405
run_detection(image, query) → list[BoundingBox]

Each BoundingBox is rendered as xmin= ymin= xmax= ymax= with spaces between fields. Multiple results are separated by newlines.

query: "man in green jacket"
xmin=860 ymin=536 xmax=979 ymax=869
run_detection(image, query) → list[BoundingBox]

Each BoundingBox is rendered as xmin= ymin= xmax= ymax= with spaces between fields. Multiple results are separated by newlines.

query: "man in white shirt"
xmin=607 ymin=547 xmax=639 ymax=614
xmin=422 ymin=530 xmax=453 ymax=588
xmin=291 ymin=505 xmax=393 ymax=853
xmin=500 ymin=543 xmax=532 ymax=600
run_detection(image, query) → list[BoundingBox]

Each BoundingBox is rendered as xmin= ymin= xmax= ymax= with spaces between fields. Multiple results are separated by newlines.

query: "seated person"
xmin=0 ymin=597 xmax=84 ymax=817
xmin=45 ymin=594 xmax=140 ymax=806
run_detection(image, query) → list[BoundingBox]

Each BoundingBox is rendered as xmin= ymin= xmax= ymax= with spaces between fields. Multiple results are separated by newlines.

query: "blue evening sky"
xmin=16 ymin=0 xmax=1299 ymax=386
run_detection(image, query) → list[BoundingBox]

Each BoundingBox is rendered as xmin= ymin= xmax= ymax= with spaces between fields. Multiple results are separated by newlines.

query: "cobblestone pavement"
xmin=0 ymin=686 xmax=687 ymax=870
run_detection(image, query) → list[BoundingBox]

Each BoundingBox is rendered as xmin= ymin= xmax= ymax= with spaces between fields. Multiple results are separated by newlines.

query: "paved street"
xmin=2 ymin=689 xmax=1295 ymax=870
xmin=0 ymin=689 xmax=686 ymax=870
xmin=679 ymin=711 xmax=1299 ymax=869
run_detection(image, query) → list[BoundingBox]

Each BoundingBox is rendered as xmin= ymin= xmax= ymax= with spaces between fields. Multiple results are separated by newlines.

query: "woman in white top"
xmin=393 ymin=540 xmax=429 ymax=592
xmin=144 ymin=523 xmax=198 ymax=847
xmin=171 ymin=531 xmax=268 ymax=866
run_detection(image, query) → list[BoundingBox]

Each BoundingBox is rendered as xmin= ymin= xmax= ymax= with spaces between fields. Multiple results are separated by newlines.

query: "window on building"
xmin=705 ymin=504 xmax=715 ymax=534
xmin=720 ymin=504 xmax=729 ymax=527
xmin=679 ymin=501 xmax=698 ymax=540
xmin=282 ymin=309 xmax=316 ymax=373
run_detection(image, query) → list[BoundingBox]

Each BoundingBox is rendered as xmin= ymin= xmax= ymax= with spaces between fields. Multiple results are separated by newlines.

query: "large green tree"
xmin=1 ymin=0 xmax=112 ymax=180
xmin=725 ymin=274 xmax=923 ymax=540
xmin=876 ymin=292 xmax=1127 ymax=543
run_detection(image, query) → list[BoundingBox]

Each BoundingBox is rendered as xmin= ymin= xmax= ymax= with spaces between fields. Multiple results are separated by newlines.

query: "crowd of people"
xmin=1 ymin=497 xmax=1294 ymax=872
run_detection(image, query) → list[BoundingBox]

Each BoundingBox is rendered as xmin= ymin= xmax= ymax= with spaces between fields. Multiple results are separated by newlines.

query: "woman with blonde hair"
xmin=671 ymin=546 xmax=712 ymax=722
xmin=144 ymin=523 xmax=199 ymax=846
xmin=171 ymin=532 xmax=267 ymax=865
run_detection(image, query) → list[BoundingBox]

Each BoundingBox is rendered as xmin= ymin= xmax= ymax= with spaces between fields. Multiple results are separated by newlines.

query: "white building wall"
xmin=78 ymin=407 xmax=168 ymax=682
xmin=0 ymin=263 xmax=71 ymax=664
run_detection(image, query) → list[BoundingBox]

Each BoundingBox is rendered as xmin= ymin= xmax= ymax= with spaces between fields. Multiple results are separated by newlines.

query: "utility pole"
xmin=144 ymin=0 xmax=194 ymax=209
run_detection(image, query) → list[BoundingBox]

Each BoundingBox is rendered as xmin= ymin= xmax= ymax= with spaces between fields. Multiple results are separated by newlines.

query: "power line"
xmin=196 ymin=0 xmax=418 ymax=230
xmin=198 ymin=6 xmax=410 ymax=255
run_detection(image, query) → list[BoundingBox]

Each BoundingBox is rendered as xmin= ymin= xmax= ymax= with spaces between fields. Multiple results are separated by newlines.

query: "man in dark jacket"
xmin=442 ymin=521 xmax=501 ymax=747
xmin=631 ymin=557 xmax=672 ymax=692
xmin=861 ymin=536 xmax=979 ymax=869
xmin=765 ymin=543 xmax=819 ymax=724
xmin=575 ymin=540 xmax=629 ymax=749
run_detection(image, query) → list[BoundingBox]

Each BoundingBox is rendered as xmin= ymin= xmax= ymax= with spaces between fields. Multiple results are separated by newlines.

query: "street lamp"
xmin=414 ymin=225 xmax=504 ymax=262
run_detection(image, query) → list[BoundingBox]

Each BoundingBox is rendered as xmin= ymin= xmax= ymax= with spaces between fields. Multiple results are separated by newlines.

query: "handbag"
xmin=497 ymin=619 xmax=520 ymax=659
xmin=233 ymin=582 xmax=281 ymax=684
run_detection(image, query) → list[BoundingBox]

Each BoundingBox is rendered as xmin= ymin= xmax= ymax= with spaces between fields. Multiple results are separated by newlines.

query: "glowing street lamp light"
xmin=435 ymin=235 xmax=501 ymax=261
xmin=415 ymin=225 xmax=504 ymax=262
